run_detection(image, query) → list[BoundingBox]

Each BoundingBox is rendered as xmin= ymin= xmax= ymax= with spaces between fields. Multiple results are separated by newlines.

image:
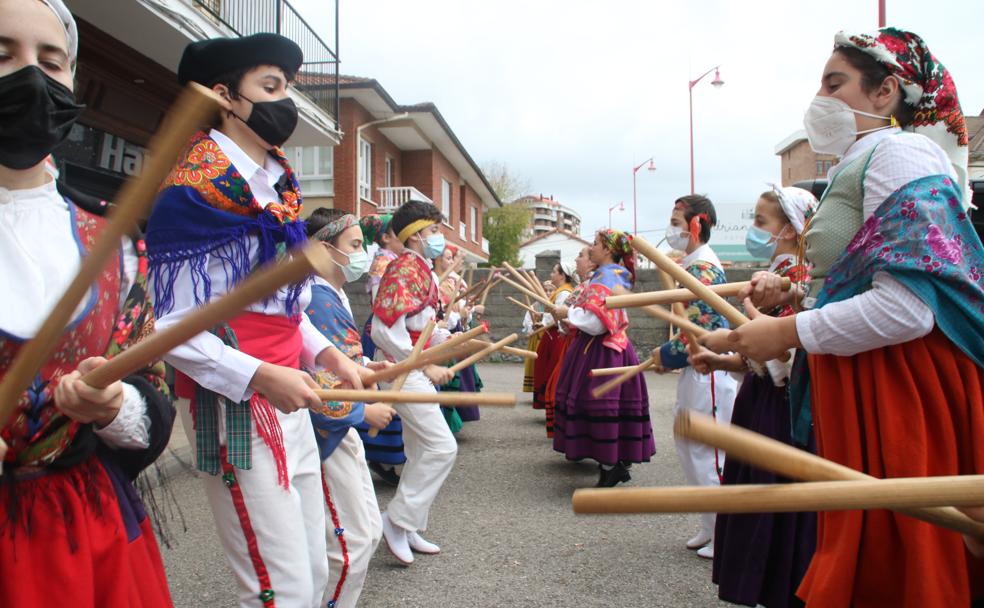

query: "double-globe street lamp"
xmin=688 ymin=65 xmax=724 ymax=195
xmin=632 ymin=158 xmax=656 ymax=235
xmin=608 ymin=201 xmax=625 ymax=228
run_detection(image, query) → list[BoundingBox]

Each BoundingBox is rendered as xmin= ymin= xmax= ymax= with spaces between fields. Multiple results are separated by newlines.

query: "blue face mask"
xmin=745 ymin=225 xmax=779 ymax=260
xmin=422 ymin=233 xmax=446 ymax=259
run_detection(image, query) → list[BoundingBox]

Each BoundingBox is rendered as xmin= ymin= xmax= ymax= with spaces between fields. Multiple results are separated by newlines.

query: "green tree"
xmin=483 ymin=202 xmax=532 ymax=267
xmin=481 ymin=161 xmax=532 ymax=267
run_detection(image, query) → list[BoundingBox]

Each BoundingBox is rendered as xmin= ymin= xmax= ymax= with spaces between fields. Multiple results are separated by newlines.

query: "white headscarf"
xmin=559 ymin=259 xmax=577 ymax=282
xmin=769 ymin=184 xmax=817 ymax=235
xmin=39 ymin=0 xmax=78 ymax=69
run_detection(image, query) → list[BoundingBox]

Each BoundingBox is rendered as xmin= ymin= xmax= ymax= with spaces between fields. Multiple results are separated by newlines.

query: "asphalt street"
xmin=160 ymin=364 xmax=732 ymax=607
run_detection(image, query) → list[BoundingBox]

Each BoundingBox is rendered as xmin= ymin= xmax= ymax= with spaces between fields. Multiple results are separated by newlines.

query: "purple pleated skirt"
xmin=712 ymin=372 xmax=817 ymax=608
xmin=551 ymin=332 xmax=655 ymax=466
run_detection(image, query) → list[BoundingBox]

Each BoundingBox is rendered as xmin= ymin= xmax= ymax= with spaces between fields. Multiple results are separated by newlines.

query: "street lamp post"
xmin=688 ymin=65 xmax=724 ymax=195
xmin=608 ymin=202 xmax=625 ymax=228
xmin=632 ymin=158 xmax=656 ymax=235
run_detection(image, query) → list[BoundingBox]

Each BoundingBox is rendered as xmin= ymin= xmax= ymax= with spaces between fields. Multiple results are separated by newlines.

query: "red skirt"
xmin=542 ymin=333 xmax=574 ymax=439
xmin=798 ymin=329 xmax=984 ymax=607
xmin=0 ymin=456 xmax=172 ymax=607
xmin=532 ymin=327 xmax=565 ymax=410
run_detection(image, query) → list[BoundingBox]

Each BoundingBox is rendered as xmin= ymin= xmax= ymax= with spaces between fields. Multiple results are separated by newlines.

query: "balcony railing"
xmin=376 ymin=186 xmax=433 ymax=211
xmin=191 ymin=0 xmax=339 ymax=123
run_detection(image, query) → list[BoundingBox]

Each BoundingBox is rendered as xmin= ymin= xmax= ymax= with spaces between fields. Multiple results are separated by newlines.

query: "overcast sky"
xmin=296 ymin=0 xmax=983 ymax=238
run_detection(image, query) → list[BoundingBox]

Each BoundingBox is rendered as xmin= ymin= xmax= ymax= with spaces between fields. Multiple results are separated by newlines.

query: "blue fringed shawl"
xmin=145 ymin=131 xmax=308 ymax=316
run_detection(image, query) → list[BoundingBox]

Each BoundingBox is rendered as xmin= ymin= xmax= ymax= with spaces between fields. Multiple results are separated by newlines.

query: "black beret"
xmin=177 ymin=33 xmax=303 ymax=86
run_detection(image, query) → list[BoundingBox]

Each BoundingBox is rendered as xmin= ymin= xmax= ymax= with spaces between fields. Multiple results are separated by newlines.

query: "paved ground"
xmin=159 ymin=364 xmax=731 ymax=607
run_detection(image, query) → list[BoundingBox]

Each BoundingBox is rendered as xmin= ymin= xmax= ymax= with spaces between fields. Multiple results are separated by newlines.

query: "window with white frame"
xmin=358 ymin=137 xmax=372 ymax=201
xmin=470 ymin=206 xmax=478 ymax=241
xmin=384 ymin=157 xmax=393 ymax=188
xmin=440 ymin=178 xmax=452 ymax=223
xmin=284 ymin=146 xmax=334 ymax=196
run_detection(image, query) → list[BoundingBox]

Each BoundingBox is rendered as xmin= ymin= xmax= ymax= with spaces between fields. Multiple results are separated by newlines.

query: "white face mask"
xmin=803 ymin=95 xmax=895 ymax=157
xmin=665 ymin=225 xmax=691 ymax=251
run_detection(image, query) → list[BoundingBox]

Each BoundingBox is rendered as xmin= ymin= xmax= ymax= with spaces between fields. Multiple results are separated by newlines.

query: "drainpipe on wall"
xmin=354 ymin=112 xmax=410 ymax=218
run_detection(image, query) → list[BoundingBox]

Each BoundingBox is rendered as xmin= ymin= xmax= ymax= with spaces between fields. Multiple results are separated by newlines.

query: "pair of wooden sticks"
xmin=571 ymin=412 xmax=984 ymax=539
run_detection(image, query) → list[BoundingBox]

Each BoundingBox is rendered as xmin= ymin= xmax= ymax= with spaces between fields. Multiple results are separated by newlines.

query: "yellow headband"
xmin=397 ymin=219 xmax=437 ymax=243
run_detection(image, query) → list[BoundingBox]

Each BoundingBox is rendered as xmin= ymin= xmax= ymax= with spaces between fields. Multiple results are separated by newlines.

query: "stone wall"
xmin=347 ymin=249 xmax=755 ymax=361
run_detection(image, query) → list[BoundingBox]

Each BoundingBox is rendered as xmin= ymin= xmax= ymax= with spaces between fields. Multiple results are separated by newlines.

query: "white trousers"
xmin=178 ymin=401 xmax=330 ymax=607
xmin=322 ymin=428 xmax=383 ymax=608
xmin=385 ymin=370 xmax=457 ymax=532
xmin=672 ymin=367 xmax=738 ymax=538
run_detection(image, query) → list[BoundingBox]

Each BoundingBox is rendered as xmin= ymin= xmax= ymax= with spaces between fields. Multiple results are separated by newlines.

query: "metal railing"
xmin=191 ymin=0 xmax=339 ymax=124
xmin=376 ymin=186 xmax=433 ymax=210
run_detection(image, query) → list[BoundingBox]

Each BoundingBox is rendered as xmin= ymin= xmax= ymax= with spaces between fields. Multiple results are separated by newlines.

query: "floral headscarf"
xmin=597 ymin=228 xmax=636 ymax=281
xmin=769 ymin=184 xmax=817 ymax=235
xmin=835 ymin=27 xmax=970 ymax=208
xmin=313 ymin=213 xmax=358 ymax=243
xmin=359 ymin=213 xmax=393 ymax=249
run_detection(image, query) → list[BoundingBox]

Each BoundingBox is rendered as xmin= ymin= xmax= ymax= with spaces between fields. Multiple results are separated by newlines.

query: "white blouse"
xmin=154 ymin=131 xmax=332 ymax=404
xmin=796 ymin=129 xmax=947 ymax=356
xmin=0 ymin=178 xmax=148 ymax=449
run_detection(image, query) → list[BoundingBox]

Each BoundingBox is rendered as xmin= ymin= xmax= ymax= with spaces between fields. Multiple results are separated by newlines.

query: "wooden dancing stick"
xmin=674 ymin=411 xmax=984 ymax=538
xmin=468 ymin=340 xmax=537 ymax=360
xmin=366 ymin=320 xmax=436 ymax=437
xmin=498 ymin=275 xmax=555 ymax=309
xmin=530 ymin=322 xmax=557 ymax=338
xmin=0 ymin=84 xmax=222 ymax=426
xmin=448 ymin=333 xmax=519 ymax=373
xmin=360 ymin=325 xmax=487 ymax=386
xmin=507 ymin=297 xmax=539 ymax=315
xmin=479 ymin=275 xmax=501 ymax=307
xmin=445 ymin=275 xmax=465 ymax=315
xmin=501 ymin=262 xmax=535 ymax=292
xmin=589 ymin=365 xmax=637 ymax=377
xmin=637 ymin=303 xmax=709 ymax=339
xmin=572 ymin=475 xmax=984 ymax=514
xmin=632 ymin=236 xmax=750 ymax=328
xmin=607 ymin=279 xmax=792 ymax=309
xmin=458 ymin=278 xmax=489 ymax=303
xmin=590 ymin=356 xmax=658 ymax=398
xmin=524 ymin=269 xmax=549 ymax=300
xmin=316 ymin=389 xmax=516 ymax=407
xmin=82 ymin=241 xmax=334 ymax=389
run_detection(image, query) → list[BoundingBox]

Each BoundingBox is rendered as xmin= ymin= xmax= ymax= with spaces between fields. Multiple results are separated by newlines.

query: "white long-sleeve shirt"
xmin=0 ymin=178 xmax=148 ymax=449
xmin=796 ymin=129 xmax=946 ymax=356
xmin=154 ymin=130 xmax=332 ymax=403
xmin=370 ymin=251 xmax=450 ymax=361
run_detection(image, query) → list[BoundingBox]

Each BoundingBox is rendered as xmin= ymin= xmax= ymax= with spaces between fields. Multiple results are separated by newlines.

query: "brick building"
xmin=774 ymin=129 xmax=838 ymax=187
xmin=287 ymin=76 xmax=500 ymax=263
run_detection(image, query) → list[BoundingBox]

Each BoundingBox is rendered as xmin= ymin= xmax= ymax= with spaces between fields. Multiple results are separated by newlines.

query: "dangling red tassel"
xmin=689 ymin=213 xmax=709 ymax=247
xmin=250 ymin=395 xmax=289 ymax=489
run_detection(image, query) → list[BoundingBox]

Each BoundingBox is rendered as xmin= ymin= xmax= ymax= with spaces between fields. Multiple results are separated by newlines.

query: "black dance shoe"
xmin=369 ymin=461 xmax=401 ymax=486
xmin=595 ymin=463 xmax=631 ymax=487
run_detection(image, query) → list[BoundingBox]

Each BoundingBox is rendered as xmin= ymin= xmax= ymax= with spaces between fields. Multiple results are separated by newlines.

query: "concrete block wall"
xmin=346 ymin=250 xmax=755 ymax=362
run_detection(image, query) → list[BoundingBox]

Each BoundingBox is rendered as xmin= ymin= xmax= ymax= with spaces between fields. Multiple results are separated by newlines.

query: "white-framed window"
xmin=440 ymin=178 xmax=452 ymax=224
xmin=470 ymin=206 xmax=478 ymax=241
xmin=358 ymin=137 xmax=372 ymax=201
xmin=384 ymin=157 xmax=393 ymax=188
xmin=284 ymin=145 xmax=334 ymax=196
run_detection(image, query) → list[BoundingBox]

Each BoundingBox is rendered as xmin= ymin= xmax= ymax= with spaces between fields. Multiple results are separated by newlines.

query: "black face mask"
xmin=0 ymin=66 xmax=84 ymax=170
xmin=233 ymin=93 xmax=298 ymax=148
